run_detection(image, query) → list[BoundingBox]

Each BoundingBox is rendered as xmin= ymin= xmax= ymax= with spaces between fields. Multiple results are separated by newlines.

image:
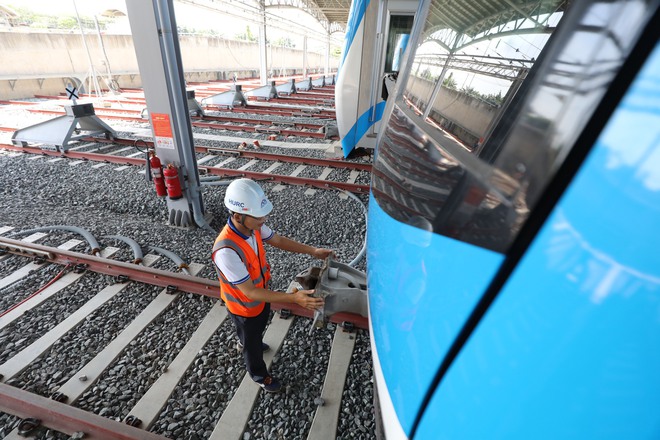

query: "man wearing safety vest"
xmin=212 ymin=178 xmax=332 ymax=393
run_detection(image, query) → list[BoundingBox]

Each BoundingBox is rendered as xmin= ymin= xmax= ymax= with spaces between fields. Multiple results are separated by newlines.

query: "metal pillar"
xmin=422 ymin=35 xmax=462 ymax=120
xmin=325 ymin=32 xmax=330 ymax=75
xmin=258 ymin=0 xmax=268 ymax=85
xmin=125 ymin=0 xmax=208 ymax=229
xmin=303 ymin=36 xmax=308 ymax=78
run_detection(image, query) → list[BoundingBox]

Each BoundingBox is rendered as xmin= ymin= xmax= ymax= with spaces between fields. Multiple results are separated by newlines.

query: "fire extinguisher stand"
xmin=126 ymin=0 xmax=211 ymax=230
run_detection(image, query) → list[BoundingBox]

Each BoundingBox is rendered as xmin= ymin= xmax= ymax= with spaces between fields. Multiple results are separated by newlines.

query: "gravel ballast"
xmin=0 ymin=102 xmax=374 ymax=438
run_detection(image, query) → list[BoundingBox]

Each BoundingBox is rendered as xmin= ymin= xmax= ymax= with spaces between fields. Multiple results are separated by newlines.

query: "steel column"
xmin=125 ymin=0 xmax=207 ymax=228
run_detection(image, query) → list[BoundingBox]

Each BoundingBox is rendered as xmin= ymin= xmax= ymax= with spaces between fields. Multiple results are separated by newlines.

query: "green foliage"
xmin=5 ymin=5 xmax=112 ymax=31
xmin=421 ymin=68 xmax=434 ymax=80
xmin=272 ymin=37 xmax=294 ymax=48
xmin=236 ymin=25 xmax=257 ymax=42
xmin=57 ymin=16 xmax=78 ymax=29
xmin=442 ymin=72 xmax=457 ymax=89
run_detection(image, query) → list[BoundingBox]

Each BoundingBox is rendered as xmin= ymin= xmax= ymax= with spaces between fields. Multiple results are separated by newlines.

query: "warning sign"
xmin=151 ymin=113 xmax=175 ymax=150
xmin=152 ymin=113 xmax=173 ymax=137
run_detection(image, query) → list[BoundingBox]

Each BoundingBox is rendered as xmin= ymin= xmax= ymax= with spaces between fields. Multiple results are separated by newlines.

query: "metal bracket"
xmin=201 ymin=85 xmax=247 ymax=109
xmin=115 ymin=275 xmax=129 ymax=284
xmin=275 ymin=79 xmax=296 ymax=95
xmin=312 ymin=76 xmax=325 ymax=87
xmin=296 ymin=77 xmax=313 ymax=92
xmin=50 ymin=391 xmax=68 ymax=403
xmin=295 ymin=257 xmax=367 ymax=327
xmin=245 ymin=81 xmax=278 ymax=101
xmin=17 ymin=418 xmax=42 ymax=436
xmin=124 ymin=415 xmax=142 ymax=427
xmin=11 ymin=103 xmax=117 ymax=152
xmin=166 ymin=285 xmax=178 ymax=294
xmin=186 ymin=90 xmax=204 ymax=117
xmin=73 ymin=263 xmax=88 ymax=274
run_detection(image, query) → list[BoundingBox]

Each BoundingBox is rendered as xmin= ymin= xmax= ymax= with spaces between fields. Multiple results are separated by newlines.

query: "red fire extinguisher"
xmin=150 ymin=153 xmax=167 ymax=197
xmin=163 ymin=164 xmax=183 ymax=200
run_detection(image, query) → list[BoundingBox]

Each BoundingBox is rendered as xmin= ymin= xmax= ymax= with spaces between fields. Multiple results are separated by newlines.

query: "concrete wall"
xmin=0 ymin=31 xmax=338 ymax=99
xmin=406 ymin=76 xmax=499 ymax=146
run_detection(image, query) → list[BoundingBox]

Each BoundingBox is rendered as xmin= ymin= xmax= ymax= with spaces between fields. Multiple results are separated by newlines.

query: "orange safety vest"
xmin=212 ymin=223 xmax=271 ymax=317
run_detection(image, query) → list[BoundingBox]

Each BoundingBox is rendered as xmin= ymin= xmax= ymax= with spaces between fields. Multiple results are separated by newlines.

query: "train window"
xmin=384 ymin=15 xmax=414 ymax=73
xmin=373 ymin=0 xmax=657 ymax=252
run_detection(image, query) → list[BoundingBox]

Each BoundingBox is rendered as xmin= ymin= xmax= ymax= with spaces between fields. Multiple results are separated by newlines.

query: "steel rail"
xmin=0 ymin=383 xmax=168 ymax=440
xmin=47 ymin=104 xmax=334 ymax=128
xmin=259 ymin=97 xmax=335 ymax=107
xmin=199 ymin=166 xmax=369 ymax=193
xmin=190 ymin=120 xmax=329 ymax=138
xmin=94 ymin=136 xmax=372 ymax=171
xmin=24 ymin=109 xmax=332 ymax=139
xmin=0 ymin=236 xmax=219 ymax=297
xmin=0 ymin=237 xmax=368 ymax=329
xmin=0 ymin=142 xmax=146 ymax=166
xmin=0 ymin=142 xmax=370 ymax=193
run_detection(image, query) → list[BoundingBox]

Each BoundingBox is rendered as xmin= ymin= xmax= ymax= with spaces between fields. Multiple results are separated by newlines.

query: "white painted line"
xmin=209 ymin=310 xmax=294 ymax=440
xmin=22 ymin=232 xmax=48 ymax=243
xmin=262 ymin=162 xmax=282 ymax=174
xmin=213 ymin=157 xmax=237 ymax=167
xmin=306 ymin=328 xmax=357 ymax=440
xmin=127 ymin=300 xmax=228 ymax=429
xmin=305 ymin=167 xmax=333 ymax=196
xmin=0 ymin=239 xmax=83 ymax=284
xmin=67 ymin=142 xmax=97 ymax=151
xmin=290 ymin=165 xmax=307 ymax=177
xmin=197 ymin=154 xmax=217 ymax=165
xmin=237 ymin=159 xmax=259 ymax=171
xmin=0 ymin=247 xmax=118 ymax=331
xmin=340 ymin=170 xmax=361 ymax=200
xmin=0 ymin=254 xmax=159 ymax=382
xmin=55 ymin=263 xmax=203 ymax=404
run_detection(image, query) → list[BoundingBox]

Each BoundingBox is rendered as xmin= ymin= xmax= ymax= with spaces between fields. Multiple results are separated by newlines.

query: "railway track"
xmin=0 ymin=135 xmax=371 ymax=194
xmin=0 ymin=231 xmax=372 ymax=439
xmin=22 ymin=108 xmax=334 ymax=140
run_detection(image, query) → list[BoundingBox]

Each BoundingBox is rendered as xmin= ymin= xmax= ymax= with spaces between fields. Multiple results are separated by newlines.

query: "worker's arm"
xmin=267 ymin=234 xmax=333 ymax=259
xmin=235 ymin=279 xmax=324 ymax=310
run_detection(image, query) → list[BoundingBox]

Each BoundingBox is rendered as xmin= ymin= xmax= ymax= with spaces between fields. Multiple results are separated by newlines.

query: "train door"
xmin=335 ymin=0 xmax=416 ymax=157
xmin=367 ymin=1 xmax=415 ymax=139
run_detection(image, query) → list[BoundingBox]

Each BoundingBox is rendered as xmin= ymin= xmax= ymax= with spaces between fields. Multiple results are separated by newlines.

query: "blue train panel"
xmin=416 ymin=41 xmax=660 ymax=440
xmin=365 ymin=0 xmax=660 ymax=438
xmin=367 ymin=195 xmax=503 ymax=435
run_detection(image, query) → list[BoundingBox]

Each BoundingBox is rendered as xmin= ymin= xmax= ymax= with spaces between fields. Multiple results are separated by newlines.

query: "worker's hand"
xmin=293 ymin=288 xmax=324 ymax=310
xmin=311 ymin=247 xmax=334 ymax=260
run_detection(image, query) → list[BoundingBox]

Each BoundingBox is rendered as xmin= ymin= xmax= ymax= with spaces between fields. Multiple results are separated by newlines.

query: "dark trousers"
xmin=228 ymin=303 xmax=270 ymax=383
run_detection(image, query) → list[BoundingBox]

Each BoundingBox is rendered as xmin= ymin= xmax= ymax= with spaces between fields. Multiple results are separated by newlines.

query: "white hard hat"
xmin=224 ymin=178 xmax=273 ymax=217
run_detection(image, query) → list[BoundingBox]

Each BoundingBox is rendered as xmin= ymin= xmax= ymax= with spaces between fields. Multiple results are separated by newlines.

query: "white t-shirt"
xmin=213 ymin=223 xmax=274 ymax=284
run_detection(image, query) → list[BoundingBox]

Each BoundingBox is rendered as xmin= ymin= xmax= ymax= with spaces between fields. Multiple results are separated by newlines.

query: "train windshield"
xmin=373 ymin=0 xmax=649 ymax=252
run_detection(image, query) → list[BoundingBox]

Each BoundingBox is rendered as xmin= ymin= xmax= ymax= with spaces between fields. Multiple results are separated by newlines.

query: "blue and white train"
xmin=335 ymin=0 xmax=416 ymax=157
xmin=363 ymin=0 xmax=660 ymax=438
